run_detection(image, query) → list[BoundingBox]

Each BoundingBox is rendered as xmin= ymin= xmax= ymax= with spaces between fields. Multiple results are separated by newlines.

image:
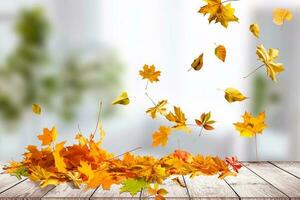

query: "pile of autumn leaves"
xmin=4 ymin=0 xmax=292 ymax=198
xmin=4 ymin=126 xmax=240 ymax=199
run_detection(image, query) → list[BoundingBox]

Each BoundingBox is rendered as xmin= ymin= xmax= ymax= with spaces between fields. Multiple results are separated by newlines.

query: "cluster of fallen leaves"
xmin=4 ymin=126 xmax=240 ymax=199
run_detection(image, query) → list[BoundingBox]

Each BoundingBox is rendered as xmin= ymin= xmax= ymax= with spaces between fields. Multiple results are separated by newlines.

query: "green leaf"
xmin=11 ymin=166 xmax=28 ymax=180
xmin=120 ymin=179 xmax=149 ymax=196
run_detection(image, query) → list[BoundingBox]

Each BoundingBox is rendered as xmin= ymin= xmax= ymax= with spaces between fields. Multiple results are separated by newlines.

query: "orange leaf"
xmin=215 ymin=45 xmax=226 ymax=62
xmin=37 ymin=126 xmax=57 ymax=146
xmin=152 ymin=126 xmax=171 ymax=147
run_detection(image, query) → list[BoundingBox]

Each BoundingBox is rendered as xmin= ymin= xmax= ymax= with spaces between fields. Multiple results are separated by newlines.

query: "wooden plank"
xmin=42 ymin=183 xmax=96 ymax=200
xmin=225 ymin=163 xmax=288 ymax=199
xmin=185 ymin=175 xmax=238 ymax=199
xmin=0 ymin=163 xmax=27 ymax=194
xmin=270 ymin=161 xmax=300 ymax=178
xmin=91 ymin=184 xmax=140 ymax=200
xmin=141 ymin=176 xmax=190 ymax=200
xmin=245 ymin=162 xmax=300 ymax=199
xmin=0 ymin=179 xmax=54 ymax=199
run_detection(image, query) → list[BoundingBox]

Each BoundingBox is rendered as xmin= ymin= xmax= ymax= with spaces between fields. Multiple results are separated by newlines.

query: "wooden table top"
xmin=0 ymin=161 xmax=300 ymax=199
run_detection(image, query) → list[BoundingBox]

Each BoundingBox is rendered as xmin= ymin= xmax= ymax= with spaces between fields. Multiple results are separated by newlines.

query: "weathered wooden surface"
xmin=0 ymin=162 xmax=299 ymax=199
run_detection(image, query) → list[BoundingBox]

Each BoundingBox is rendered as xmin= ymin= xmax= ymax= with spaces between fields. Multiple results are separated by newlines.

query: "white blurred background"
xmin=0 ymin=0 xmax=299 ymax=161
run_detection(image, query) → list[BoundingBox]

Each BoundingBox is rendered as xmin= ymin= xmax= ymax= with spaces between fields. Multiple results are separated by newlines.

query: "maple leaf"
xmin=139 ymin=64 xmax=161 ymax=83
xmin=171 ymin=177 xmax=186 ymax=188
xmin=29 ymin=165 xmax=59 ymax=188
xmin=173 ymin=150 xmax=192 ymax=163
xmin=224 ymin=88 xmax=248 ymax=103
xmin=273 ymin=8 xmax=293 ymax=26
xmin=215 ymin=45 xmax=226 ymax=62
xmin=112 ymin=91 xmax=130 ymax=105
xmin=146 ymin=100 xmax=168 ymax=119
xmin=66 ymin=171 xmax=82 ymax=188
xmin=190 ymin=53 xmax=204 ymax=71
xmin=199 ymin=0 xmax=239 ymax=28
xmin=37 ymin=126 xmax=57 ymax=146
xmin=88 ymin=171 xmax=122 ymax=189
xmin=120 ymin=179 xmax=149 ymax=196
xmin=53 ymin=141 xmax=67 ymax=173
xmin=152 ymin=126 xmax=171 ymax=147
xmin=195 ymin=112 xmax=216 ymax=135
xmin=249 ymin=23 xmax=260 ymax=38
xmin=256 ymin=44 xmax=285 ymax=81
xmin=32 ymin=103 xmax=41 ymax=115
xmin=78 ymin=161 xmax=94 ymax=183
xmin=165 ymin=106 xmax=191 ymax=133
xmin=234 ymin=112 xmax=267 ymax=137
xmin=4 ymin=162 xmax=28 ymax=180
xmin=147 ymin=183 xmax=168 ymax=200
xmin=225 ymin=156 xmax=242 ymax=173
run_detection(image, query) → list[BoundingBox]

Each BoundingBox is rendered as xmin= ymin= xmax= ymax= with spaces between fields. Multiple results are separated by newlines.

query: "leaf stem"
xmin=145 ymin=91 xmax=156 ymax=105
xmin=112 ymin=146 xmax=142 ymax=159
xmin=255 ymin=134 xmax=259 ymax=161
xmin=243 ymin=64 xmax=264 ymax=79
xmin=91 ymin=101 xmax=103 ymax=139
xmin=198 ymin=126 xmax=204 ymax=136
xmin=221 ymin=0 xmax=240 ymax=3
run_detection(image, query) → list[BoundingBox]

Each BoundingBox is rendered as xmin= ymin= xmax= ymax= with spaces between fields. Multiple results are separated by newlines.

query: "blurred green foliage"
xmin=0 ymin=7 xmax=123 ymax=126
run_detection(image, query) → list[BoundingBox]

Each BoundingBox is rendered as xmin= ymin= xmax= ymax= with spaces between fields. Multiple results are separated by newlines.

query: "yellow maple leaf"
xmin=29 ymin=165 xmax=59 ymax=188
xmin=215 ymin=45 xmax=226 ymax=62
xmin=224 ymin=88 xmax=248 ymax=103
xmin=190 ymin=53 xmax=204 ymax=71
xmin=273 ymin=8 xmax=293 ymax=26
xmin=112 ymin=91 xmax=130 ymax=105
xmin=152 ymin=126 xmax=171 ymax=147
xmin=37 ymin=126 xmax=57 ymax=146
xmin=139 ymin=64 xmax=161 ymax=83
xmin=32 ymin=103 xmax=41 ymax=115
xmin=256 ymin=44 xmax=285 ymax=81
xmin=165 ymin=106 xmax=191 ymax=133
xmin=146 ymin=100 xmax=168 ymax=119
xmin=53 ymin=141 xmax=67 ymax=173
xmin=66 ymin=171 xmax=82 ymax=188
xmin=78 ymin=161 xmax=94 ymax=183
xmin=249 ymin=23 xmax=260 ymax=38
xmin=199 ymin=0 xmax=239 ymax=28
xmin=234 ymin=112 xmax=267 ymax=137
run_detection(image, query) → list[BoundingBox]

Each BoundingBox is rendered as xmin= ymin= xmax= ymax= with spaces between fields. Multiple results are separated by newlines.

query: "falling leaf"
xmin=139 ymin=64 xmax=161 ymax=83
xmin=171 ymin=177 xmax=186 ymax=187
xmin=224 ymin=88 xmax=248 ymax=103
xmin=199 ymin=0 xmax=239 ymax=28
xmin=234 ymin=112 xmax=267 ymax=137
xmin=53 ymin=141 xmax=67 ymax=173
xmin=215 ymin=45 xmax=226 ymax=62
xmin=120 ymin=179 xmax=149 ymax=196
xmin=191 ymin=53 xmax=204 ymax=71
xmin=195 ymin=112 xmax=216 ymax=131
xmin=152 ymin=126 xmax=171 ymax=147
xmin=256 ymin=44 xmax=285 ymax=81
xmin=32 ymin=104 xmax=41 ymax=115
xmin=165 ymin=106 xmax=191 ymax=133
xmin=146 ymin=100 xmax=168 ymax=119
xmin=273 ymin=8 xmax=293 ymax=26
xmin=37 ymin=126 xmax=57 ymax=146
xmin=249 ymin=23 xmax=260 ymax=38
xmin=225 ymin=156 xmax=242 ymax=173
xmin=112 ymin=92 xmax=130 ymax=105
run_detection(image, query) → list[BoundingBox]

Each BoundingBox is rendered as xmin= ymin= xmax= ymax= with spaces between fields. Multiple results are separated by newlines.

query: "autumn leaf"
xmin=37 ymin=126 xmax=57 ymax=146
xmin=171 ymin=177 xmax=186 ymax=188
xmin=120 ymin=179 xmax=149 ymax=196
xmin=139 ymin=64 xmax=161 ymax=83
xmin=152 ymin=126 xmax=171 ymax=147
xmin=195 ymin=112 xmax=216 ymax=135
xmin=199 ymin=0 xmax=239 ymax=28
xmin=112 ymin=92 xmax=130 ymax=105
xmin=147 ymin=183 xmax=168 ymax=200
xmin=225 ymin=156 xmax=242 ymax=173
xmin=146 ymin=100 xmax=168 ymax=119
xmin=234 ymin=112 xmax=267 ymax=137
xmin=190 ymin=53 xmax=204 ymax=71
xmin=224 ymin=88 xmax=248 ymax=103
xmin=66 ymin=171 xmax=82 ymax=188
xmin=78 ymin=161 xmax=94 ymax=183
xmin=165 ymin=106 xmax=191 ymax=133
xmin=256 ymin=44 xmax=285 ymax=81
xmin=215 ymin=45 xmax=226 ymax=62
xmin=273 ymin=8 xmax=293 ymax=26
xmin=29 ymin=165 xmax=59 ymax=188
xmin=53 ymin=141 xmax=67 ymax=173
xmin=249 ymin=23 xmax=260 ymax=38
xmin=32 ymin=104 xmax=41 ymax=115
